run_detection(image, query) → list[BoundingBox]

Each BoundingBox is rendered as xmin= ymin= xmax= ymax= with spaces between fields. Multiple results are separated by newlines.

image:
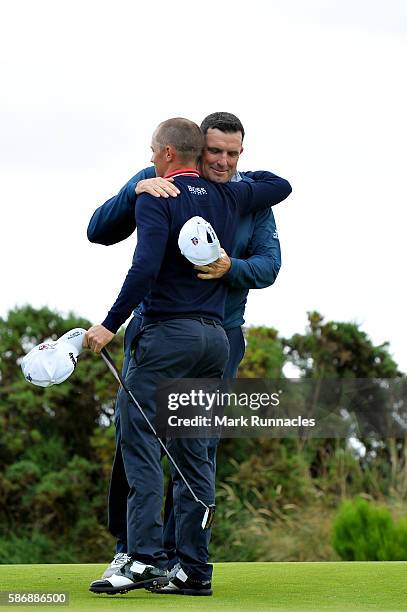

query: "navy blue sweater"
xmin=102 ymin=173 xmax=291 ymax=333
xmin=88 ymin=167 xmax=283 ymax=330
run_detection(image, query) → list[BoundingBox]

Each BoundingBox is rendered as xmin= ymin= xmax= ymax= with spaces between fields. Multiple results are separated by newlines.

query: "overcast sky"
xmin=1 ymin=0 xmax=406 ymax=371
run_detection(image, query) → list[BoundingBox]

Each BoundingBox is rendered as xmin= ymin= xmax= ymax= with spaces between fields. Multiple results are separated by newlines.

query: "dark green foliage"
xmin=285 ymin=311 xmax=400 ymax=379
xmin=0 ymin=305 xmax=119 ymax=563
xmin=239 ymin=327 xmax=284 ymax=378
xmin=210 ymin=313 xmax=407 ymax=561
xmin=1 ymin=307 xmax=406 ymax=563
xmin=0 ymin=531 xmax=78 ymax=564
xmin=332 ymin=498 xmax=407 ymax=560
xmin=0 ymin=305 xmax=122 ymax=462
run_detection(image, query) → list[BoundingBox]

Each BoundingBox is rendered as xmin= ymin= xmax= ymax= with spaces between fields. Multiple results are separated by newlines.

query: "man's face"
xmin=201 ymin=128 xmax=243 ymax=183
xmin=150 ymin=132 xmax=168 ymax=177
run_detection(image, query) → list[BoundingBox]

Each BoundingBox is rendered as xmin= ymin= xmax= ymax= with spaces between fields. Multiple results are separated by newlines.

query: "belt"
xmin=181 ymin=316 xmax=219 ymax=327
xmin=131 ymin=315 xmax=221 ymax=355
xmin=142 ymin=314 xmax=221 ymax=327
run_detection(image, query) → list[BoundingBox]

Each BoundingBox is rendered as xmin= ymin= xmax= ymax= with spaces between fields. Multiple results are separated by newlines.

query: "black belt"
xmin=142 ymin=314 xmax=221 ymax=327
xmin=131 ymin=315 xmax=222 ymax=354
xmin=182 ymin=316 xmax=219 ymax=327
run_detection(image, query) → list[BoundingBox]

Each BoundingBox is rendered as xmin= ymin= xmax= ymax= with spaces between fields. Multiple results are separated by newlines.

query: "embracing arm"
xmin=241 ymin=170 xmax=284 ymax=183
xmin=195 ymin=171 xmax=286 ymax=283
xmin=87 ymin=166 xmax=156 ymax=245
xmin=226 ymin=208 xmax=281 ymax=289
xmin=229 ymin=172 xmax=292 ymax=215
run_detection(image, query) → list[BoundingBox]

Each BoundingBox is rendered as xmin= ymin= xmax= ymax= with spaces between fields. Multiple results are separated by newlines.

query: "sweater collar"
xmin=164 ymin=168 xmax=200 ymax=179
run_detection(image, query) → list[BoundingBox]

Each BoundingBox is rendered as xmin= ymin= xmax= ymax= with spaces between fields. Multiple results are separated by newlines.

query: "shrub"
xmin=332 ymin=497 xmax=407 ymax=560
xmin=0 ymin=532 xmax=77 ymax=564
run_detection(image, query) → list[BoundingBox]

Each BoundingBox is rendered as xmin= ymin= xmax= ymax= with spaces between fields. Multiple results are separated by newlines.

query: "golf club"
xmin=100 ymin=347 xmax=215 ymax=530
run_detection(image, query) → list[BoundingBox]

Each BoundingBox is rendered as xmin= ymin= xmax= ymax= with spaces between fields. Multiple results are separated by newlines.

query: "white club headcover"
xmin=21 ymin=328 xmax=86 ymax=387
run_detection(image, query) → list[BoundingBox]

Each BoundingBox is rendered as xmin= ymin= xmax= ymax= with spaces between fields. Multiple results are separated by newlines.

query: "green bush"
xmin=332 ymin=498 xmax=407 ymax=560
xmin=0 ymin=532 xmax=78 ymax=564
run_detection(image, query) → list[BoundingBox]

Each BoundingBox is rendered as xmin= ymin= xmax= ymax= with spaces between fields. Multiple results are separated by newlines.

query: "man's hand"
xmin=194 ymin=249 xmax=231 ymax=280
xmin=85 ymin=325 xmax=115 ymax=353
xmin=135 ymin=177 xmax=180 ymax=198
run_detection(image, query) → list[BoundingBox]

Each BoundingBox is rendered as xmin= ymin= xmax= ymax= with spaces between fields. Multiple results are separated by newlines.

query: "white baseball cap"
xmin=178 ymin=216 xmax=221 ymax=265
xmin=21 ymin=328 xmax=86 ymax=388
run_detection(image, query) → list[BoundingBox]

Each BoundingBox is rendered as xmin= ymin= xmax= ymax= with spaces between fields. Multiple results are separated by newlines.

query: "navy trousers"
xmin=107 ymin=317 xmax=245 ymax=564
xmin=117 ymin=318 xmax=229 ymax=580
xmin=162 ymin=325 xmax=245 ymax=564
xmin=107 ymin=314 xmax=143 ymax=552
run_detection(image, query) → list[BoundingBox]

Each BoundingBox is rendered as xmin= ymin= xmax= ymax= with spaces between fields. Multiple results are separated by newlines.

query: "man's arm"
xmin=240 ymin=170 xmax=282 ymax=183
xmin=100 ymin=195 xmax=171 ymax=335
xmin=225 ymin=208 xmax=281 ymax=289
xmin=195 ymin=208 xmax=281 ymax=288
xmin=87 ymin=167 xmax=156 ymax=245
xmin=195 ymin=171 xmax=287 ymax=283
xmin=226 ymin=171 xmax=281 ymax=288
xmin=228 ymin=172 xmax=292 ymax=215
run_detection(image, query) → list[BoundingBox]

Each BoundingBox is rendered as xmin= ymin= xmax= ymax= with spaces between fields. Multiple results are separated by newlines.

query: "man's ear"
xmin=240 ymin=146 xmax=244 ymax=156
xmin=166 ymin=144 xmax=176 ymax=161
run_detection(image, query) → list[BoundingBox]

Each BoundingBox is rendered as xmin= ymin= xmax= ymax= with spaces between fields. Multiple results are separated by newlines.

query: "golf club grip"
xmin=100 ymin=348 xmax=124 ymax=387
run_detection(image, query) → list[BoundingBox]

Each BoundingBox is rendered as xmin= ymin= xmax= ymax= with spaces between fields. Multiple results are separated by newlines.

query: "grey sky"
xmin=1 ymin=0 xmax=406 ymax=370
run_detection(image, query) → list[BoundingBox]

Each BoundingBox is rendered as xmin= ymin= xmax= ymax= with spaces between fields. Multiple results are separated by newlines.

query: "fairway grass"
xmin=0 ymin=562 xmax=406 ymax=611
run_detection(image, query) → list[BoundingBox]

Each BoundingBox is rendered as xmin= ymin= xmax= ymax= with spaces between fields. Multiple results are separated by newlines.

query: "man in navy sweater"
xmin=86 ymin=117 xmax=291 ymax=595
xmin=87 ymin=113 xmax=283 ymax=578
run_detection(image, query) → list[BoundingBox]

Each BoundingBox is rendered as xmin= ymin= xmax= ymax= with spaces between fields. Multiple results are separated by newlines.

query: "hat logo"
xmin=191 ymin=237 xmax=199 ymax=245
xmin=38 ymin=342 xmax=56 ymax=351
xmin=68 ymin=331 xmax=81 ymax=339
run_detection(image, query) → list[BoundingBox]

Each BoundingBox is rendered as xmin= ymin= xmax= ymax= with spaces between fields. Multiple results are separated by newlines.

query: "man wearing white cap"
xmin=86 ymin=117 xmax=291 ymax=596
xmin=87 ymin=113 xmax=282 ymax=577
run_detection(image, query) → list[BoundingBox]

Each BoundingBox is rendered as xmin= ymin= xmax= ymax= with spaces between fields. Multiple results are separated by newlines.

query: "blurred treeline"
xmin=0 ymin=306 xmax=405 ymax=563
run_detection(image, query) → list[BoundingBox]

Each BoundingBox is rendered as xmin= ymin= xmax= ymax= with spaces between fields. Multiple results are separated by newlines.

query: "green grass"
xmin=0 ymin=562 xmax=406 ymax=611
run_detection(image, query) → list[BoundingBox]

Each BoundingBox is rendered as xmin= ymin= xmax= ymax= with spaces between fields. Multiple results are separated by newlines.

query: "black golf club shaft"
xmin=100 ymin=348 xmax=213 ymax=520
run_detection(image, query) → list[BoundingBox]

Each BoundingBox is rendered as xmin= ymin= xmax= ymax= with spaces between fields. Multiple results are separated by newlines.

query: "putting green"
xmin=0 ymin=562 xmax=406 ymax=611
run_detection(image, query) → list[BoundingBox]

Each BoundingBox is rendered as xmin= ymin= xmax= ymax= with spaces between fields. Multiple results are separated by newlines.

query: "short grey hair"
xmin=154 ymin=117 xmax=204 ymax=163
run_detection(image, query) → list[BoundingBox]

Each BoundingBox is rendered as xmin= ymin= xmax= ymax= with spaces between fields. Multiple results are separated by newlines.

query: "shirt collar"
xmin=164 ymin=168 xmax=200 ymax=179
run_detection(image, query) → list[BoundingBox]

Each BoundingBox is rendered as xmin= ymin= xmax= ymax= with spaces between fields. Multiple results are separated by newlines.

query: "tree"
xmin=284 ymin=311 xmax=405 ymax=498
xmin=0 ymin=305 xmax=124 ymax=561
xmin=286 ymin=311 xmax=400 ymax=379
xmin=238 ymin=326 xmax=284 ymax=378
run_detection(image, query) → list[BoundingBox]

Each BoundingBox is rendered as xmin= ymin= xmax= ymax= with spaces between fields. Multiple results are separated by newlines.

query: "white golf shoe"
xmin=101 ymin=553 xmax=131 ymax=579
xmin=90 ymin=559 xmax=168 ymax=595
